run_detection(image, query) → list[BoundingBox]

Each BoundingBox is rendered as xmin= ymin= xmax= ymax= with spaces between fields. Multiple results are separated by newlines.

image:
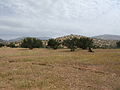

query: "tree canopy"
xmin=63 ymin=38 xmax=78 ymax=51
xmin=47 ymin=39 xmax=60 ymax=49
xmin=116 ymin=41 xmax=120 ymax=48
xmin=63 ymin=37 xmax=93 ymax=52
xmin=21 ymin=37 xmax=43 ymax=49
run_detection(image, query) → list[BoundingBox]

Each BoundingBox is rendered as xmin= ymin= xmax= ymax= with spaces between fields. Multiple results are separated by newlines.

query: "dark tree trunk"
xmin=29 ymin=47 xmax=33 ymax=50
xmin=88 ymin=47 xmax=93 ymax=52
xmin=71 ymin=48 xmax=75 ymax=52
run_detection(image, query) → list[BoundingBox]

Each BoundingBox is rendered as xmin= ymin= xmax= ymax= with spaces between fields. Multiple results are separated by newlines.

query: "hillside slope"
xmin=9 ymin=37 xmax=51 ymax=42
xmin=56 ymin=34 xmax=117 ymax=48
xmin=0 ymin=39 xmax=6 ymax=43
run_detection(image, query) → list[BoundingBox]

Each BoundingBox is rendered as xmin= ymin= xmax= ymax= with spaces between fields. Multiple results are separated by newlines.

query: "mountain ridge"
xmin=6 ymin=34 xmax=120 ymax=41
xmin=8 ymin=37 xmax=51 ymax=42
xmin=93 ymin=34 xmax=120 ymax=40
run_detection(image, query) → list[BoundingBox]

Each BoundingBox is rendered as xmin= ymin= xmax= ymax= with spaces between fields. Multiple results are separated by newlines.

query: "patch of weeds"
xmin=0 ymin=62 xmax=8 ymax=67
xmin=14 ymin=79 xmax=35 ymax=89
xmin=20 ymin=58 xmax=33 ymax=62
xmin=0 ymin=72 xmax=13 ymax=78
xmin=36 ymin=80 xmax=49 ymax=89
xmin=0 ymin=56 xmax=5 ymax=58
xmin=13 ymin=79 xmax=49 ymax=89
xmin=116 ymin=87 xmax=120 ymax=90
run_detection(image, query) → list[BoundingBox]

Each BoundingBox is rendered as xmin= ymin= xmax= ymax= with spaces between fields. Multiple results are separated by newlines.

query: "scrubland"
xmin=0 ymin=48 xmax=120 ymax=90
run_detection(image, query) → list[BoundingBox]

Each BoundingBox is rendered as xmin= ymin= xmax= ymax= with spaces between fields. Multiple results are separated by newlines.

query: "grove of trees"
xmin=21 ymin=37 xmax=43 ymax=49
xmin=63 ymin=37 xmax=93 ymax=52
xmin=0 ymin=37 xmax=94 ymax=52
xmin=47 ymin=39 xmax=60 ymax=49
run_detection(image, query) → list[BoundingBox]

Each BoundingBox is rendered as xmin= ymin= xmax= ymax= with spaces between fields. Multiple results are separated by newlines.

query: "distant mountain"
xmin=0 ymin=39 xmax=6 ymax=43
xmin=8 ymin=37 xmax=25 ymax=42
xmin=9 ymin=37 xmax=51 ymax=42
xmin=0 ymin=39 xmax=4 ymax=42
xmin=92 ymin=34 xmax=120 ymax=40
xmin=0 ymin=39 xmax=7 ymax=44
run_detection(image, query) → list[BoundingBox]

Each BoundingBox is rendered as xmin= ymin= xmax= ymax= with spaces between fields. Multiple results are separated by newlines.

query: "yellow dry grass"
xmin=0 ymin=48 xmax=120 ymax=90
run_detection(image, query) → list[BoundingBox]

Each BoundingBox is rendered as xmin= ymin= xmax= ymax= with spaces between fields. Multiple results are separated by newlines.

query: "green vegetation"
xmin=21 ymin=37 xmax=43 ymax=49
xmin=0 ymin=43 xmax=5 ymax=47
xmin=63 ymin=38 xmax=78 ymax=51
xmin=4 ymin=37 xmax=94 ymax=52
xmin=77 ymin=38 xmax=93 ymax=49
xmin=0 ymin=35 xmax=117 ymax=52
xmin=77 ymin=37 xmax=93 ymax=52
xmin=63 ymin=37 xmax=93 ymax=52
xmin=116 ymin=41 xmax=120 ymax=48
xmin=47 ymin=39 xmax=60 ymax=49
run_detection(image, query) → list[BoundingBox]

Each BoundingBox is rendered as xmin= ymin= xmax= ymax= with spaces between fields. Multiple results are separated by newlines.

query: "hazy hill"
xmin=0 ymin=39 xmax=4 ymax=42
xmin=9 ymin=37 xmax=51 ymax=42
xmin=93 ymin=34 xmax=120 ymax=40
xmin=0 ymin=39 xmax=6 ymax=43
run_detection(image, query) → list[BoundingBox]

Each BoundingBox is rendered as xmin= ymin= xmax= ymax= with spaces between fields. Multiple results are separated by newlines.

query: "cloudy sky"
xmin=0 ymin=0 xmax=120 ymax=40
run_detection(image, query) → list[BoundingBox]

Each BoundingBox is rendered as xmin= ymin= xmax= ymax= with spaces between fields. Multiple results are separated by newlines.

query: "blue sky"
xmin=0 ymin=0 xmax=120 ymax=40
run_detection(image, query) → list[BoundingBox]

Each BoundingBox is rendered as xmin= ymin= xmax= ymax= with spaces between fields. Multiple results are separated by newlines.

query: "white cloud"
xmin=0 ymin=0 xmax=120 ymax=39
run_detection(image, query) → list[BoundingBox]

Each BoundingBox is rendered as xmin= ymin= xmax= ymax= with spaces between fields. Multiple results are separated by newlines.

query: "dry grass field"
xmin=0 ymin=48 xmax=120 ymax=90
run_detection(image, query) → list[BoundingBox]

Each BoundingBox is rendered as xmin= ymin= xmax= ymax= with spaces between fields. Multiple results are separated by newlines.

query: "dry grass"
xmin=0 ymin=48 xmax=120 ymax=90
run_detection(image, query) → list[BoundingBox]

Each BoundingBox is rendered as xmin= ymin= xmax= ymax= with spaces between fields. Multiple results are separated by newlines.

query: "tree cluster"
xmin=47 ymin=37 xmax=93 ymax=52
xmin=21 ymin=37 xmax=43 ymax=49
xmin=47 ymin=39 xmax=60 ymax=49
xmin=0 ymin=37 xmax=94 ymax=52
xmin=63 ymin=37 xmax=93 ymax=52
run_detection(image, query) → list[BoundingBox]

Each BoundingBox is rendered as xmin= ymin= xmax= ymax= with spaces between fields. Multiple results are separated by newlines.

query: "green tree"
xmin=116 ymin=41 xmax=120 ymax=48
xmin=77 ymin=37 xmax=93 ymax=52
xmin=63 ymin=38 xmax=78 ymax=51
xmin=47 ymin=39 xmax=60 ymax=49
xmin=0 ymin=43 xmax=4 ymax=47
xmin=21 ymin=37 xmax=43 ymax=49
xmin=87 ymin=38 xmax=93 ymax=52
